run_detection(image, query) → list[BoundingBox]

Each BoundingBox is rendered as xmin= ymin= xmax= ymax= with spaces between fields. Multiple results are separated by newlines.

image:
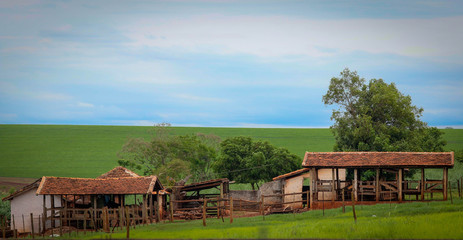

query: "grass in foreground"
xmin=79 ymin=200 xmax=463 ymax=239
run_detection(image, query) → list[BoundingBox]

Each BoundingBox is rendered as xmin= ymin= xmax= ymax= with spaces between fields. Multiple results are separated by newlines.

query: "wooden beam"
xmin=376 ymin=168 xmax=380 ymax=202
xmin=336 ymin=168 xmax=340 ymax=192
xmin=421 ymin=168 xmax=425 ymax=201
xmin=51 ymin=195 xmax=55 ymax=228
xmin=353 ymin=169 xmax=358 ymax=202
xmin=42 ymin=195 xmax=46 ymax=234
xmin=309 ymin=168 xmax=315 ymax=208
xmin=398 ymin=168 xmax=403 ymax=202
xmin=443 ymin=167 xmax=448 ymax=201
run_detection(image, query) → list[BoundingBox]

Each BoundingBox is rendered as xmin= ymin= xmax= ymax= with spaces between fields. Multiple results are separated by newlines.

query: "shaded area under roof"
xmin=302 ymin=152 xmax=454 ymax=168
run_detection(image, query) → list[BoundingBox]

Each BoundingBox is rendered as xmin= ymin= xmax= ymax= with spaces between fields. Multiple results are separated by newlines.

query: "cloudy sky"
xmin=1 ymin=0 xmax=462 ymax=128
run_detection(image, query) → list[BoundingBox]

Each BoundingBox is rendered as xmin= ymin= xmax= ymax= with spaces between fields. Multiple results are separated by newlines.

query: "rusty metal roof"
xmin=272 ymin=168 xmax=310 ymax=181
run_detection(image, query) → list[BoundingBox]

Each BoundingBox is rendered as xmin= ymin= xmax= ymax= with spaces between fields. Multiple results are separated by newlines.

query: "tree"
xmin=323 ymin=68 xmax=446 ymax=152
xmin=117 ymin=123 xmax=220 ymax=184
xmin=213 ymin=136 xmax=300 ymax=190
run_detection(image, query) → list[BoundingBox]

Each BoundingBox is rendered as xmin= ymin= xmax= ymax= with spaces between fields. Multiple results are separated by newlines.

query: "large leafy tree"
xmin=117 ymin=123 xmax=220 ymax=185
xmin=323 ymin=68 xmax=446 ymax=152
xmin=213 ymin=136 xmax=300 ymax=190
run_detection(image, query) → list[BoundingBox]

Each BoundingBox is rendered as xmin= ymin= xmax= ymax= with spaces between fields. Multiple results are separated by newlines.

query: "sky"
xmin=1 ymin=0 xmax=462 ymax=128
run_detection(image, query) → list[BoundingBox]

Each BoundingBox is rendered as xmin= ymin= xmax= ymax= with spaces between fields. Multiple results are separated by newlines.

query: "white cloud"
xmin=76 ymin=102 xmax=94 ymax=108
xmin=122 ymin=15 xmax=463 ymax=59
xmin=173 ymin=93 xmax=229 ymax=103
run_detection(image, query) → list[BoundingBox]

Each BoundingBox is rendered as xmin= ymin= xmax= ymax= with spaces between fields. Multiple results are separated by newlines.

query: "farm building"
xmin=2 ymin=178 xmax=61 ymax=234
xmin=302 ymin=152 xmax=454 ymax=208
xmin=2 ymin=166 xmax=166 ymax=234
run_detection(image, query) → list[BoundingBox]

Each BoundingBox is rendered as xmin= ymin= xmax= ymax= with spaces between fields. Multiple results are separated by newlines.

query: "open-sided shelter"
xmin=302 ymin=152 xmax=454 ymax=208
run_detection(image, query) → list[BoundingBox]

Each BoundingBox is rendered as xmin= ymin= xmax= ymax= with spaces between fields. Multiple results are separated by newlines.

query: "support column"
xmin=398 ymin=168 xmax=403 ymax=202
xmin=42 ymin=195 xmax=47 ymax=233
xmin=443 ymin=167 xmax=448 ymax=201
xmin=336 ymin=168 xmax=340 ymax=192
xmin=331 ymin=168 xmax=336 ymax=201
xmin=421 ymin=168 xmax=425 ymax=201
xmin=375 ymin=168 xmax=380 ymax=202
xmin=353 ymin=169 xmax=358 ymax=202
xmin=309 ymin=169 xmax=313 ymax=208
xmin=51 ymin=195 xmax=55 ymax=228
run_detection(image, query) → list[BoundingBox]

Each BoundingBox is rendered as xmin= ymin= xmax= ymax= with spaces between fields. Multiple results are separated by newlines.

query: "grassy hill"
xmin=0 ymin=125 xmax=462 ymax=180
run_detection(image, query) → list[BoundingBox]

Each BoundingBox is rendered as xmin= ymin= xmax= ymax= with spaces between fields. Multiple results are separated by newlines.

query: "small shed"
xmin=2 ymin=178 xmax=61 ymax=233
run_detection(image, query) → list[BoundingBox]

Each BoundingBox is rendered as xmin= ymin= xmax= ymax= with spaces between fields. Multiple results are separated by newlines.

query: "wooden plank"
xmin=42 ymin=195 xmax=46 ymax=234
xmin=331 ymin=168 xmax=336 ymax=201
xmin=309 ymin=168 xmax=314 ymax=208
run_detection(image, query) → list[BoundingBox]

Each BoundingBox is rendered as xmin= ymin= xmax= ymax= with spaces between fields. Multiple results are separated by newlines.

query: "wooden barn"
xmin=302 ymin=152 xmax=454 ymax=208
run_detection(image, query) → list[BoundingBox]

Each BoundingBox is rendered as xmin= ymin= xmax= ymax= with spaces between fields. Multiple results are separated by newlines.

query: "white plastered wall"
xmin=10 ymin=189 xmax=61 ymax=233
xmin=283 ymin=172 xmax=311 ymax=209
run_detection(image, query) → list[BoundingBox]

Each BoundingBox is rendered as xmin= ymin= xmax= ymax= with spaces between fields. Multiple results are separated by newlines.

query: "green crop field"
xmin=81 ymin=199 xmax=463 ymax=239
xmin=0 ymin=125 xmax=462 ymax=180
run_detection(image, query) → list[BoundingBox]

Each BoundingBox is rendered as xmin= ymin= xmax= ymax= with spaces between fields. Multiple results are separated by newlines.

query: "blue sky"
xmin=1 ymin=0 xmax=462 ymax=128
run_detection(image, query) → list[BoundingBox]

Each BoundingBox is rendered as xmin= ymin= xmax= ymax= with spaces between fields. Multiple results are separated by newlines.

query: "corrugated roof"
xmin=36 ymin=176 xmax=162 ymax=195
xmin=2 ymin=178 xmax=42 ymax=201
xmin=302 ymin=152 xmax=454 ymax=168
xmin=272 ymin=168 xmax=310 ymax=181
xmin=97 ymin=166 xmax=140 ymax=179
xmin=180 ymin=178 xmax=229 ymax=192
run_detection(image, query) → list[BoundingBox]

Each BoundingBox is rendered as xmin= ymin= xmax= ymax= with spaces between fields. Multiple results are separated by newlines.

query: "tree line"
xmin=117 ymin=123 xmax=300 ymax=188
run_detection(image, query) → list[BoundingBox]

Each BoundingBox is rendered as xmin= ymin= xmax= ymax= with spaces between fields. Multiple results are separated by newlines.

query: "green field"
xmin=79 ymin=199 xmax=463 ymax=239
xmin=0 ymin=125 xmax=462 ymax=180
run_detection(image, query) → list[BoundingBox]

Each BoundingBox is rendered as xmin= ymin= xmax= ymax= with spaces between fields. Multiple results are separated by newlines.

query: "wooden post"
xmin=230 ymin=198 xmax=233 ymax=224
xmin=449 ymin=181 xmax=453 ymax=204
xmin=93 ymin=195 xmax=97 ymax=230
xmin=421 ymin=168 xmax=425 ymax=201
xmin=59 ymin=211 xmax=62 ymax=237
xmin=217 ymin=199 xmax=220 ymax=219
xmin=12 ymin=215 xmax=17 ymax=238
xmin=306 ymin=191 xmax=309 ymax=209
xmin=2 ymin=216 xmax=6 ymax=239
xmin=30 ymin=213 xmax=35 ymax=238
xmin=351 ymin=190 xmax=357 ymax=223
xmin=443 ymin=167 xmax=448 ymax=201
xmin=42 ymin=195 xmax=46 ymax=234
xmin=331 ymin=168 xmax=336 ymax=201
xmin=170 ymin=199 xmax=174 ymax=222
xmin=353 ymin=169 xmax=358 ymax=202
xmin=336 ymin=168 xmax=341 ymax=194
xmin=22 ymin=214 xmax=25 ymax=234
xmin=84 ymin=210 xmax=87 ymax=234
xmin=457 ymin=179 xmax=461 ymax=198
xmin=309 ymin=168 xmax=315 ymax=208
xmin=50 ymin=195 xmax=55 ymax=228
xmin=322 ymin=188 xmax=325 ymax=216
xmin=376 ymin=168 xmax=380 ymax=202
xmin=342 ymin=189 xmax=345 ymax=213
xmin=125 ymin=207 xmax=130 ymax=239
xmin=202 ymin=199 xmax=207 ymax=227
xmin=156 ymin=194 xmax=161 ymax=223
xmin=398 ymin=168 xmax=403 ymax=202
xmin=261 ymin=195 xmax=265 ymax=221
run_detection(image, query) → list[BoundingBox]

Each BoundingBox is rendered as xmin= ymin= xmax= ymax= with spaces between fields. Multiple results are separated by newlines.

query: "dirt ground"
xmin=0 ymin=177 xmax=36 ymax=194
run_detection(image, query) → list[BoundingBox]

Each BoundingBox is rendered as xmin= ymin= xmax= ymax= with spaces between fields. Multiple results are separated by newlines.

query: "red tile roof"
xmin=302 ymin=152 xmax=454 ymax=168
xmin=36 ymin=176 xmax=162 ymax=195
xmin=273 ymin=168 xmax=310 ymax=181
xmin=97 ymin=166 xmax=140 ymax=179
xmin=2 ymin=178 xmax=42 ymax=201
